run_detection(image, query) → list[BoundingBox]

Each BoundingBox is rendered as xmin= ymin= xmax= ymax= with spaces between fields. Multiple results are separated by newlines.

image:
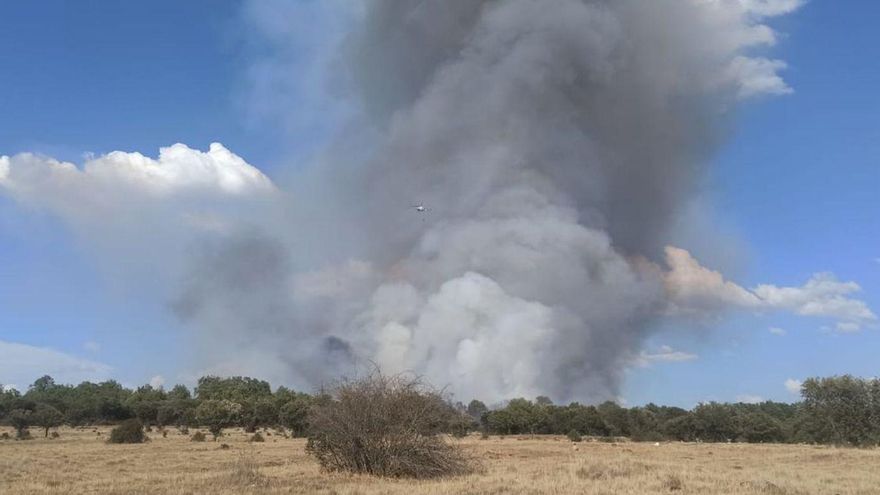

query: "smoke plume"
xmin=8 ymin=1 xmax=873 ymax=403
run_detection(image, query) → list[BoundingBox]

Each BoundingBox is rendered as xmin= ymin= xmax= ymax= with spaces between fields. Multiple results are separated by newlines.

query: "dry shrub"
xmin=250 ymin=432 xmax=265 ymax=443
xmin=228 ymin=452 xmax=267 ymax=488
xmin=1 ymin=432 xmax=10 ymax=440
xmin=662 ymin=474 xmax=684 ymax=491
xmin=305 ymin=371 xmax=476 ymax=479
xmin=108 ymin=419 xmax=147 ymax=444
xmin=50 ymin=431 xmax=60 ymax=439
xmin=191 ymin=431 xmax=207 ymax=442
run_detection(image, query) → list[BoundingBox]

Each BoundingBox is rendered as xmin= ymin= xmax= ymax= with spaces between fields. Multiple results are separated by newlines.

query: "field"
xmin=2 ymin=427 xmax=880 ymax=494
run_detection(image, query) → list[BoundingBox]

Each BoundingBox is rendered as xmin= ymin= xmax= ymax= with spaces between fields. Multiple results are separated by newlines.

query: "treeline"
xmin=3 ymin=374 xmax=880 ymax=446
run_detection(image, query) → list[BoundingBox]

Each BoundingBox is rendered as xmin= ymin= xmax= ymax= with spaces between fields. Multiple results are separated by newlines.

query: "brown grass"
xmin=1 ymin=427 xmax=880 ymax=494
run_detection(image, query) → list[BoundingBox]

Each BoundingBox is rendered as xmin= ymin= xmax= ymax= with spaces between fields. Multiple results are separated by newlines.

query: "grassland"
xmin=2 ymin=426 xmax=879 ymax=494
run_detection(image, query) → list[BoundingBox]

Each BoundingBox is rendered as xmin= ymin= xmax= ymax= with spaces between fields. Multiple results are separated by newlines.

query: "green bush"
xmin=567 ymin=429 xmax=582 ymax=442
xmin=108 ymin=419 xmax=147 ymax=444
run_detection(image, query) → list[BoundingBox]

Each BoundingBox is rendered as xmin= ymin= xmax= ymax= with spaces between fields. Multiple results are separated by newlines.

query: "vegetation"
xmin=4 ymin=374 xmax=880 ymax=447
xmin=108 ymin=418 xmax=147 ymax=444
xmin=305 ymin=372 xmax=475 ymax=478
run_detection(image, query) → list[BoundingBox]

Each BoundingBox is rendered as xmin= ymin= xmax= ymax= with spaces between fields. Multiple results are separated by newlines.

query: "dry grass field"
xmin=2 ymin=426 xmax=879 ymax=494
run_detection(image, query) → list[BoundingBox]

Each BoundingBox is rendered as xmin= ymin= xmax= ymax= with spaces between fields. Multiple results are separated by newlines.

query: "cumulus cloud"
xmin=785 ymin=378 xmax=803 ymax=394
xmin=737 ymin=0 xmax=806 ymax=18
xmin=635 ymin=345 xmax=699 ymax=367
xmin=0 ymin=340 xmax=112 ymax=387
xmin=0 ymin=143 xmax=273 ymax=203
xmin=725 ymin=56 xmax=792 ymax=98
xmin=666 ymin=247 xmax=876 ymax=331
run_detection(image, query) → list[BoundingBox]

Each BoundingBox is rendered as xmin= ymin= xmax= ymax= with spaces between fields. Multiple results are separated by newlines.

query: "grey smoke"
xmin=0 ymin=0 xmax=864 ymax=402
xmin=170 ymin=0 xmax=802 ymax=402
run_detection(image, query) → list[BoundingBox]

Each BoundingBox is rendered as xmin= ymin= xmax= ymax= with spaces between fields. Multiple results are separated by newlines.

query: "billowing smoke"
xmin=177 ymin=0 xmax=807 ymax=402
xmin=6 ymin=0 xmax=873 ymax=403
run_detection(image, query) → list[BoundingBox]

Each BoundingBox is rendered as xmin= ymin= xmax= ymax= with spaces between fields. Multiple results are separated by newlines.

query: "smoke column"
xmin=173 ymin=0 xmax=803 ymax=402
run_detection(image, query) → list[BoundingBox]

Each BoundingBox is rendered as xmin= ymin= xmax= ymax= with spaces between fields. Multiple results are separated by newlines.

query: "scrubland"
xmin=2 ymin=427 xmax=879 ymax=494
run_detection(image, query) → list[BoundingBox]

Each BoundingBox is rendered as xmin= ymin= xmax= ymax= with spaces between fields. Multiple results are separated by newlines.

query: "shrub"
xmin=250 ymin=432 xmax=265 ymax=443
xmin=567 ymin=429 xmax=583 ymax=442
xmin=191 ymin=431 xmax=207 ymax=442
xmin=50 ymin=431 xmax=60 ymax=439
xmin=228 ymin=452 xmax=266 ymax=487
xmin=108 ymin=419 xmax=147 ymax=444
xmin=195 ymin=399 xmax=242 ymax=440
xmin=663 ymin=474 xmax=684 ymax=491
xmin=1 ymin=432 xmax=10 ymax=440
xmin=8 ymin=409 xmax=32 ymax=439
xmin=305 ymin=371 xmax=475 ymax=479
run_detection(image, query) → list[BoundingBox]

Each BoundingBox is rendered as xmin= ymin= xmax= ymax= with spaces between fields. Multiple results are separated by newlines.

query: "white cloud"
xmin=725 ymin=56 xmax=793 ymax=99
xmin=0 ymin=143 xmax=273 ymax=201
xmin=738 ymin=0 xmax=806 ymax=17
xmin=768 ymin=326 xmax=786 ymax=336
xmin=0 ymin=340 xmax=112 ymax=387
xmin=665 ymin=247 xmax=877 ymax=332
xmin=785 ymin=378 xmax=802 ymax=394
xmin=736 ymin=394 xmax=765 ymax=404
xmin=635 ymin=345 xmax=699 ymax=367
xmin=83 ymin=341 xmax=101 ymax=353
xmin=149 ymin=375 xmax=166 ymax=389
xmin=664 ymin=246 xmax=762 ymax=312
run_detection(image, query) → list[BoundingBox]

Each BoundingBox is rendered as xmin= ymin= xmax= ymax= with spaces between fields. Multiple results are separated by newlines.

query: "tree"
xmin=8 ymin=409 xmax=32 ymax=439
xmin=195 ymin=376 xmax=271 ymax=403
xmin=466 ymin=400 xmax=488 ymax=421
xmin=598 ymin=401 xmax=630 ymax=436
xmin=801 ymin=375 xmax=874 ymax=445
xmin=243 ymin=398 xmax=278 ymax=432
xmin=33 ymin=404 xmax=64 ymax=437
xmin=167 ymin=384 xmax=192 ymax=401
xmin=738 ymin=412 xmax=784 ymax=443
xmin=195 ymin=399 xmax=242 ymax=440
xmin=280 ymin=395 xmax=312 ymax=436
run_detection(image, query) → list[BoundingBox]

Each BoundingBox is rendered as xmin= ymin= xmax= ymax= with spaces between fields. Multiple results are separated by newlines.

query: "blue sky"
xmin=0 ymin=1 xmax=877 ymax=406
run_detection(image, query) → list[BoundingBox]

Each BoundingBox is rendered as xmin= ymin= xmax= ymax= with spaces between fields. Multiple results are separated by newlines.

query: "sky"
xmin=0 ymin=1 xmax=877 ymax=407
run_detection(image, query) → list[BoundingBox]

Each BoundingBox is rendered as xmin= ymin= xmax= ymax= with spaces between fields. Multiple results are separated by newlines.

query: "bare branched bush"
xmin=305 ymin=371 xmax=476 ymax=479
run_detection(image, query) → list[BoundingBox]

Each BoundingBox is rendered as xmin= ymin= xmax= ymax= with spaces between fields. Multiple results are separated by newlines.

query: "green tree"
xmin=279 ymin=395 xmax=312 ymax=436
xmin=33 ymin=404 xmax=64 ymax=437
xmin=195 ymin=399 xmax=242 ymax=440
xmin=8 ymin=409 xmax=32 ymax=439
xmin=167 ymin=384 xmax=192 ymax=401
